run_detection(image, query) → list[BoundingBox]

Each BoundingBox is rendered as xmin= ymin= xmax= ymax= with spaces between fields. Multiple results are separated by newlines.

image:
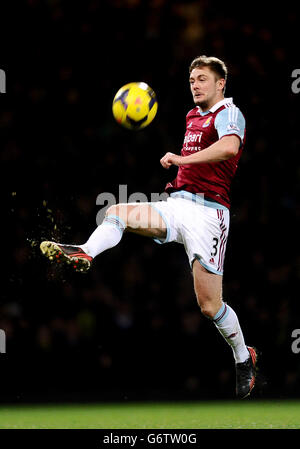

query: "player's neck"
xmin=200 ymin=94 xmax=224 ymax=112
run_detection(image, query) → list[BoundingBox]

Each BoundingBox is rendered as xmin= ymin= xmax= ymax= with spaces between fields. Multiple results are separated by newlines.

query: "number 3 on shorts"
xmin=211 ymin=237 xmax=219 ymax=257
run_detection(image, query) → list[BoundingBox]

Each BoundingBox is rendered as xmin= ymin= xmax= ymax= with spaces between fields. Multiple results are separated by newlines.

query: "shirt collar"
xmin=197 ymin=97 xmax=233 ymax=115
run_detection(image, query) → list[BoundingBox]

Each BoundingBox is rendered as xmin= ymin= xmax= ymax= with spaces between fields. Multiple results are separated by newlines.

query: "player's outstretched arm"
xmin=160 ymin=135 xmax=240 ymax=168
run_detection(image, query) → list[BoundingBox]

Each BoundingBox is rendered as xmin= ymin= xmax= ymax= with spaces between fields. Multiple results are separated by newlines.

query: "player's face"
xmin=189 ymin=67 xmax=224 ymax=110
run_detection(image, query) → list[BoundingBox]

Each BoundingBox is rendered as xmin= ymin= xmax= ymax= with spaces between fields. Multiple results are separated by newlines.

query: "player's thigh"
xmin=106 ymin=203 xmax=167 ymax=239
xmin=193 ymin=259 xmax=223 ymax=318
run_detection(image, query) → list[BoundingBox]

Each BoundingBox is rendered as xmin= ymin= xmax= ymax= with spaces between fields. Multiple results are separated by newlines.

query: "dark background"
xmin=0 ymin=0 xmax=299 ymax=402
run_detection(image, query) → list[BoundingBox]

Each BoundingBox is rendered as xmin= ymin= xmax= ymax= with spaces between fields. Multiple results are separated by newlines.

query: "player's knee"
xmin=105 ymin=204 xmax=118 ymax=217
xmin=104 ymin=204 xmax=127 ymax=227
xmin=199 ymin=304 xmax=216 ymax=319
xmin=196 ymin=294 xmax=218 ymax=319
xmin=105 ymin=204 xmax=126 ymax=219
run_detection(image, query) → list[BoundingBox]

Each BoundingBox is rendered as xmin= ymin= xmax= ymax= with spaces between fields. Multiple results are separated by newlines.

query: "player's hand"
xmin=160 ymin=152 xmax=182 ymax=169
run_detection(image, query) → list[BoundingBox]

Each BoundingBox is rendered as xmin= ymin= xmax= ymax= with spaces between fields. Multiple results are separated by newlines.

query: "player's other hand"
xmin=160 ymin=152 xmax=182 ymax=169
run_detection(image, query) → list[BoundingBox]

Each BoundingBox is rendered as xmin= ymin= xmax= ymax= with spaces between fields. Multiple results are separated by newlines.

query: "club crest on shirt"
xmin=202 ymin=116 xmax=212 ymax=128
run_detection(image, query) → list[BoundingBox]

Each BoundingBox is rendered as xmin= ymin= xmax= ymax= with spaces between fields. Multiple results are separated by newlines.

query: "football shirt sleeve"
xmin=214 ymin=106 xmax=245 ymax=142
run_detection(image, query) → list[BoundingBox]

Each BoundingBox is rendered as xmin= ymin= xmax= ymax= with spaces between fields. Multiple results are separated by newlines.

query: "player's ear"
xmin=217 ymin=78 xmax=225 ymax=92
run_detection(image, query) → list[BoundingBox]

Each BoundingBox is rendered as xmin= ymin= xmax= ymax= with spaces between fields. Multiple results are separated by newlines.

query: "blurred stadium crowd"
xmin=1 ymin=0 xmax=300 ymax=401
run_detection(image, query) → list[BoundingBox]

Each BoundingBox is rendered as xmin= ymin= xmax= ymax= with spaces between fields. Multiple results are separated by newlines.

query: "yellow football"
xmin=112 ymin=82 xmax=158 ymax=130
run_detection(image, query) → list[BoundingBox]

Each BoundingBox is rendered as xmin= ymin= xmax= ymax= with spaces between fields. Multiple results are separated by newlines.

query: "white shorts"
xmin=150 ymin=190 xmax=230 ymax=275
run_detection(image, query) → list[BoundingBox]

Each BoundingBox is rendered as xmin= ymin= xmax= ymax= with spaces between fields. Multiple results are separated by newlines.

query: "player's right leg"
xmin=192 ymin=260 xmax=257 ymax=398
xmin=40 ymin=203 xmax=166 ymax=272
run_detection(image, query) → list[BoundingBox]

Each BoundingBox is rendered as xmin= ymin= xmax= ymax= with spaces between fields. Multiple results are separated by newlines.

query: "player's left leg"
xmin=193 ymin=260 xmax=257 ymax=398
xmin=40 ymin=202 xmax=166 ymax=272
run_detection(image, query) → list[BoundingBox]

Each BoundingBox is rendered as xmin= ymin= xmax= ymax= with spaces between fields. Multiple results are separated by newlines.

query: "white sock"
xmin=212 ymin=302 xmax=249 ymax=364
xmin=80 ymin=215 xmax=126 ymax=258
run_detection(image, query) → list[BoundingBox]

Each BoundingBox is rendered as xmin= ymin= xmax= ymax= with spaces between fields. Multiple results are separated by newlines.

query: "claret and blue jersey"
xmin=165 ymin=97 xmax=246 ymax=209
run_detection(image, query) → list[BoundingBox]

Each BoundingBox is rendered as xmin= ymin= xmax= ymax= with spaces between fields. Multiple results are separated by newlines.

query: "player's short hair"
xmin=189 ymin=55 xmax=228 ymax=91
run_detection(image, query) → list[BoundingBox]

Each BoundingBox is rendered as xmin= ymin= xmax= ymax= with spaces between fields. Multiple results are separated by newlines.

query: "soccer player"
xmin=40 ymin=55 xmax=257 ymax=398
